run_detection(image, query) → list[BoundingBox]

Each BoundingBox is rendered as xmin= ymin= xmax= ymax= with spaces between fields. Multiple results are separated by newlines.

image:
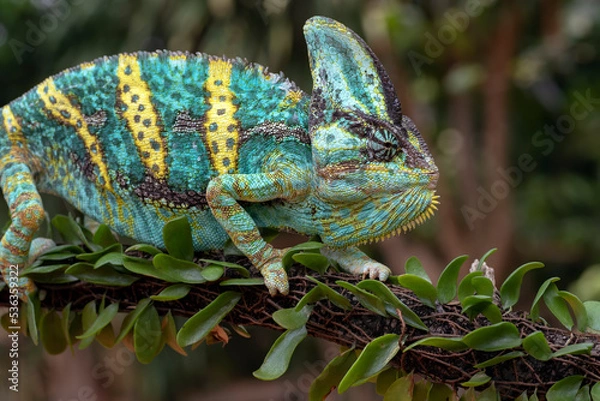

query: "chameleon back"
xmin=0 ymin=51 xmax=311 ymax=249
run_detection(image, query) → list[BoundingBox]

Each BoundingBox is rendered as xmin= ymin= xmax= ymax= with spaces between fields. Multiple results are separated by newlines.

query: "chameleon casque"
xmin=0 ymin=16 xmax=438 ymax=298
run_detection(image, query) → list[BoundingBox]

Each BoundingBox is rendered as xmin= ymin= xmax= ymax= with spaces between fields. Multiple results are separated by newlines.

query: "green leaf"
xmin=457 ymin=271 xmax=483 ymax=302
xmin=94 ymin=252 xmax=125 ymax=268
xmin=177 ymin=291 xmax=241 ymax=347
xmin=396 ymin=274 xmax=437 ymax=308
xmin=92 ymin=223 xmax=119 ymax=247
xmin=546 ymin=376 xmax=584 ymax=401
xmin=376 ymin=368 xmax=399 ymax=395
xmin=77 ymin=302 xmax=120 ymax=339
xmin=338 ymin=334 xmax=401 ymax=393
xmin=134 ymin=305 xmax=164 ymax=364
xmin=21 ymin=263 xmax=69 ymax=275
xmin=591 ymin=382 xmax=600 ymax=401
xmin=219 ymin=278 xmax=265 ymax=286
xmin=200 ymin=265 xmax=224 ymax=281
xmin=79 ymin=300 xmax=98 ymax=350
xmin=478 ymin=384 xmax=500 ymax=401
xmin=336 ymin=281 xmax=387 ymax=316
xmin=437 ymin=255 xmax=468 ymax=304
xmin=476 ymin=248 xmax=497 ymax=271
xmin=163 ymin=216 xmax=194 ymax=261
xmin=52 ymin=215 xmax=99 ymax=251
xmin=40 ymin=310 xmax=67 ymax=355
xmin=153 ymin=253 xmax=206 ymax=283
xmin=199 ymin=259 xmax=250 ymax=277
xmin=115 ymin=298 xmax=151 ymax=344
xmin=77 ymin=243 xmax=123 ymax=263
xmin=544 ymin=283 xmax=574 ymax=330
xmin=356 ymin=279 xmax=428 ymax=331
xmin=122 ymin=256 xmax=176 ymax=281
xmin=461 ymin=371 xmax=491 ymax=387
xmin=428 ymin=383 xmax=456 ymax=401
xmin=65 ymin=262 xmax=138 ymax=286
xmin=305 ymin=276 xmax=352 ymax=310
xmin=471 ymin=276 xmax=494 ymax=297
xmin=282 ymin=241 xmax=324 ymax=268
xmin=522 ymin=331 xmax=552 ymax=361
xmin=530 ymin=277 xmax=560 ymax=321
xmin=499 ymin=261 xmax=544 ymax=309
xmin=61 ymin=303 xmax=73 ymax=351
xmin=558 ymin=290 xmax=588 ymax=332
xmin=576 ymin=385 xmax=591 ymax=401
xmin=309 ymin=348 xmax=357 ymax=401
xmin=163 ymin=311 xmax=187 ymax=356
xmin=474 ymin=351 xmax=524 ymax=368
xmin=462 ymin=322 xmax=521 ymax=352
xmin=461 ymin=294 xmax=493 ymax=318
xmin=515 ymin=391 xmax=529 ymax=401
xmin=150 ymin=284 xmax=191 ymax=302
xmin=292 ymin=252 xmax=330 ymax=274
xmin=125 ymin=243 xmax=162 ymax=256
xmin=383 ymin=373 xmax=414 ymax=401
xmin=552 ymin=342 xmax=593 ymax=358
xmin=405 ymin=256 xmax=430 ymax=282
xmin=253 ymin=326 xmax=307 ymax=380
xmin=481 ymin=303 xmax=503 ymax=324
xmin=273 ymin=306 xmax=313 ymax=330
xmin=404 ymin=336 xmax=467 ymax=352
xmin=584 ymin=301 xmax=600 ymax=332
xmin=26 ymin=292 xmax=40 ymax=345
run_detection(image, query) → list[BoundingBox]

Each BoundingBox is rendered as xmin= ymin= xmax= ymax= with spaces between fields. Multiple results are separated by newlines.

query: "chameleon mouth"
xmin=355 ymin=193 xmax=440 ymax=246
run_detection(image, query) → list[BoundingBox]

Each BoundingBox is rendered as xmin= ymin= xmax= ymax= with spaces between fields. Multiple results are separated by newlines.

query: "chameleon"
xmin=0 ymin=16 xmax=439 ymax=298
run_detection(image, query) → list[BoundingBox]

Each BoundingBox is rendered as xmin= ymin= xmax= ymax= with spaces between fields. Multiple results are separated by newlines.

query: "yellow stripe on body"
xmin=37 ymin=78 xmax=112 ymax=191
xmin=117 ymin=54 xmax=168 ymax=179
xmin=204 ymin=59 xmax=240 ymax=174
xmin=2 ymin=106 xmax=26 ymax=147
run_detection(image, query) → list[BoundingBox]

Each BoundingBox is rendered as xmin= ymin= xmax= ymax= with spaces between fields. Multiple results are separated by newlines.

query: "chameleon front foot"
xmin=257 ymin=249 xmax=289 ymax=296
xmin=321 ymin=246 xmax=391 ymax=282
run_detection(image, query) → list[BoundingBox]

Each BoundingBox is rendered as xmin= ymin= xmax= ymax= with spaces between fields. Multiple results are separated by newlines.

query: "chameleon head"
xmin=304 ymin=16 xmax=439 ymax=248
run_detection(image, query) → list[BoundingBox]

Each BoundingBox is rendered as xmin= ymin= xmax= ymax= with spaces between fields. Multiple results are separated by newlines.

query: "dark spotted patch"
xmin=209 ymin=122 xmax=218 ymax=132
xmin=219 ymin=96 xmax=226 ymax=102
xmin=143 ymin=119 xmax=151 ymax=127
xmin=60 ymin=110 xmax=71 ymax=119
xmin=123 ymin=84 xmax=130 ymax=93
xmin=150 ymin=139 xmax=160 ymax=151
xmin=227 ymin=124 xmax=236 ymax=132
xmin=212 ymin=141 xmax=219 ymax=154
xmin=173 ymin=110 xmax=205 ymax=133
xmin=134 ymin=115 xmax=141 ymax=123
xmin=142 ymin=151 xmax=150 ymax=159
xmin=239 ymin=121 xmax=310 ymax=145
xmin=125 ymin=174 xmax=209 ymax=209
xmin=124 ymin=66 xmax=132 ymax=75
xmin=49 ymin=96 xmax=57 ymax=104
xmin=131 ymin=94 xmax=139 ymax=103
xmin=214 ymin=79 xmax=222 ymax=86
xmin=226 ymin=137 xmax=235 ymax=149
xmin=71 ymin=152 xmax=97 ymax=182
xmin=83 ymin=110 xmax=107 ymax=127
xmin=138 ymin=105 xmax=145 ymax=112
xmin=217 ymin=109 xmax=226 ymax=115
xmin=222 ymin=157 xmax=230 ymax=167
xmin=138 ymin=131 xmax=144 ymax=140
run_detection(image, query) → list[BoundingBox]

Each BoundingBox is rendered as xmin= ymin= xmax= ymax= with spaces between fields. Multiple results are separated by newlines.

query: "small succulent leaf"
xmin=428 ymin=383 xmax=455 ymax=401
xmin=530 ymin=277 xmax=560 ymax=321
xmin=357 ymin=280 xmax=428 ymax=331
xmin=162 ymin=310 xmax=187 ymax=356
xmin=163 ymin=216 xmax=194 ymax=261
xmin=253 ymin=326 xmax=307 ymax=380
xmin=52 ymin=215 xmax=99 ymax=251
xmin=40 ymin=310 xmax=67 ymax=355
xmin=471 ymin=276 xmax=494 ymax=297
xmin=413 ymin=380 xmax=433 ymax=401
xmin=338 ymin=334 xmax=401 ymax=393
xmin=94 ymin=252 xmax=125 ymax=268
xmin=295 ymin=287 xmax=325 ymax=310
xmin=134 ymin=305 xmax=164 ymax=364
xmin=515 ymin=391 xmax=529 ymax=401
xmin=306 ymin=276 xmax=352 ymax=310
xmin=522 ymin=331 xmax=552 ymax=361
xmin=376 ymin=368 xmax=399 ymax=395
xmin=153 ymin=253 xmax=207 ymax=283
xmin=309 ymin=347 xmax=357 ymax=401
xmin=96 ymin=322 xmax=116 ymax=349
xmin=530 ymin=392 xmax=539 ymax=401
xmin=584 ymin=301 xmax=600 ymax=332
xmin=201 ymin=265 xmax=224 ymax=281
xmin=591 ymin=382 xmax=600 ymax=401
xmin=336 ymin=281 xmax=388 ymax=316
xmin=558 ymin=290 xmax=588 ymax=332
xmin=404 ymin=337 xmax=467 ymax=352
xmin=546 ymin=375 xmax=584 ymax=401
xmin=481 ymin=303 xmax=503 ymax=324
xmin=544 ymin=283 xmax=574 ymax=330
xmin=61 ymin=303 xmax=73 ymax=351
xmin=382 ymin=373 xmax=414 ymax=401
xmin=92 ymin=223 xmax=119 ymax=247
xmin=460 ymin=388 xmax=477 ymax=401
xmin=461 ymin=295 xmax=493 ymax=318
xmin=395 ymin=274 xmax=437 ymax=308
xmin=292 ymin=252 xmax=330 ymax=274
xmin=77 ymin=302 xmax=120 ymax=339
xmin=473 ymin=351 xmax=524 ymax=369
xmin=77 ymin=243 xmax=123 ymax=263
xmin=477 ymin=384 xmax=500 ymax=401
xmin=26 ymin=271 xmax=78 ymax=284
xmin=177 ymin=291 xmax=241 ymax=347
xmin=79 ymin=300 xmax=98 ymax=350
xmin=219 ymin=278 xmax=265 ymax=286
xmin=405 ymin=256 xmax=430 ymax=282
xmin=437 ymin=255 xmax=469 ymax=304
xmin=462 ymin=322 xmax=521 ymax=352
xmin=457 ymin=271 xmax=483 ymax=302
xmin=499 ymin=261 xmax=544 ymax=309
xmin=199 ymin=259 xmax=250 ymax=277
xmin=282 ymin=241 xmax=324 ymax=268
xmin=273 ymin=306 xmax=313 ymax=330
xmin=21 ymin=263 xmax=69 ymax=276
xmin=115 ymin=298 xmax=152 ymax=344
xmin=40 ymin=244 xmax=84 ymax=257
xmin=26 ymin=292 xmax=40 ymax=345
xmin=476 ymin=248 xmax=497 ymax=271
xmin=461 ymin=372 xmax=491 ymax=387
xmin=122 ymin=256 xmax=176 ymax=281
xmin=125 ymin=243 xmax=162 ymax=256
xmin=576 ymin=385 xmax=591 ymax=401
xmin=551 ymin=342 xmax=593 ymax=358
xmin=150 ymin=284 xmax=191 ymax=302
xmin=65 ymin=262 xmax=138 ymax=287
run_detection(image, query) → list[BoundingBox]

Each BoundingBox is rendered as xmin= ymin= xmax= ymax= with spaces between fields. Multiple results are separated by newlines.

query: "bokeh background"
xmin=1 ymin=0 xmax=599 ymax=400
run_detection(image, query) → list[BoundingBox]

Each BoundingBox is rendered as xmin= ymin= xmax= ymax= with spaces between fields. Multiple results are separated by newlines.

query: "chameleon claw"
xmin=258 ymin=249 xmax=290 ymax=296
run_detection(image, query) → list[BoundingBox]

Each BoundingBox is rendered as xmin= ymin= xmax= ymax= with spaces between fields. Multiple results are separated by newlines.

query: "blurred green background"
xmin=0 ymin=0 xmax=599 ymax=400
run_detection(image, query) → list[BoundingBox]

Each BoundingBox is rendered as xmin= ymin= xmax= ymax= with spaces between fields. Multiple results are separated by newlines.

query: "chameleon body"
xmin=0 ymin=17 xmax=438 ymax=297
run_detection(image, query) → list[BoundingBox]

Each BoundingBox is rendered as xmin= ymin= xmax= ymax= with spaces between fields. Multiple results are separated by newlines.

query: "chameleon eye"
xmin=367 ymin=129 xmax=401 ymax=162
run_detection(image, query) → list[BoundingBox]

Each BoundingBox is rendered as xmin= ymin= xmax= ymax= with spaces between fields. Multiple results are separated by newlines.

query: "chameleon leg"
xmin=321 ymin=246 xmax=391 ymax=281
xmin=0 ymin=162 xmax=45 ymax=301
xmin=206 ymin=171 xmax=309 ymax=296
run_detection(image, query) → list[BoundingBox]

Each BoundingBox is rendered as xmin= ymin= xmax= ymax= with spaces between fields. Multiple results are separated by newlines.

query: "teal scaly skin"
xmin=0 ymin=16 xmax=439 ymax=298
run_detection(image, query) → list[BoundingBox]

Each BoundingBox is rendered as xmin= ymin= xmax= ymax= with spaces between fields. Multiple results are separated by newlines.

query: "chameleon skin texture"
xmin=0 ymin=16 xmax=438 ymax=296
